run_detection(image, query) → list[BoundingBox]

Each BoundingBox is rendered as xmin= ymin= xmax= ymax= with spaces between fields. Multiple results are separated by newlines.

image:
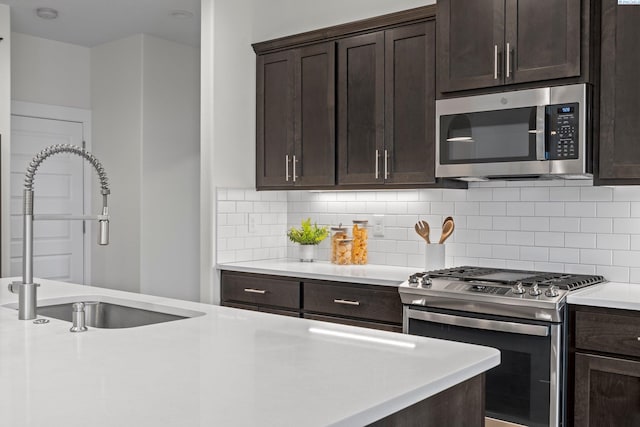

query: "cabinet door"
xmin=505 ymin=0 xmax=580 ymax=84
xmin=256 ymin=51 xmax=295 ymax=188
xmin=384 ymin=22 xmax=436 ymax=185
xmin=437 ymin=0 xmax=505 ymax=92
xmin=597 ymin=0 xmax=640 ymax=183
xmin=574 ymin=353 xmax=640 ymax=426
xmin=337 ymin=32 xmax=384 ymax=185
xmin=294 ymin=43 xmax=336 ymax=187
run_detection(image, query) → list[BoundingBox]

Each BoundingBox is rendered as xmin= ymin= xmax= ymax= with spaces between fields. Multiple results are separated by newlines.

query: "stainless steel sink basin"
xmin=3 ymin=295 xmax=205 ymax=329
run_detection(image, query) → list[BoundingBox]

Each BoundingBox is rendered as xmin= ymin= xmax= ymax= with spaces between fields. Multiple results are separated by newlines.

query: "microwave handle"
xmin=536 ymin=105 xmax=547 ymax=160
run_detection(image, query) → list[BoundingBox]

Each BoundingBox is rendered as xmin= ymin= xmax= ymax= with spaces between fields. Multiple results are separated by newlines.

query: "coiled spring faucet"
xmin=9 ymin=144 xmax=111 ymax=320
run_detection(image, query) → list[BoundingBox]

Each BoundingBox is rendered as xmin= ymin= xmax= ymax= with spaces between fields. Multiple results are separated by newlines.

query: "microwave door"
xmin=437 ymin=107 xmax=550 ymax=179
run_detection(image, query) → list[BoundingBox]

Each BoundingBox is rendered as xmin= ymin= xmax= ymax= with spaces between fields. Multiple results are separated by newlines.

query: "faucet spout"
xmin=13 ymin=144 xmax=111 ymax=320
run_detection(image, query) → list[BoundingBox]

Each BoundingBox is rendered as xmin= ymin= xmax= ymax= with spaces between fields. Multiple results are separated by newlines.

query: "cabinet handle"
xmin=293 ymin=155 xmax=298 ymax=182
xmin=244 ymin=288 xmax=267 ymax=294
xmin=285 ymin=155 xmax=290 ymax=182
xmin=384 ymin=150 xmax=389 ymax=180
xmin=333 ymin=299 xmax=360 ymax=306
xmin=494 ymin=45 xmax=499 ymax=80
xmin=375 ymin=149 xmax=380 ymax=179
xmin=506 ymin=42 xmax=511 ymax=78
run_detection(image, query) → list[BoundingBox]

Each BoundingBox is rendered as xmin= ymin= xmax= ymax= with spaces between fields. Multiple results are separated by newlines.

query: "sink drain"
xmin=33 ymin=318 xmax=50 ymax=325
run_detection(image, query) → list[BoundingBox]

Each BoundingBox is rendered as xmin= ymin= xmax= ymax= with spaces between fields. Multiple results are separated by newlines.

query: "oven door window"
xmin=439 ymin=107 xmax=538 ymax=164
xmin=408 ymin=313 xmax=552 ymax=427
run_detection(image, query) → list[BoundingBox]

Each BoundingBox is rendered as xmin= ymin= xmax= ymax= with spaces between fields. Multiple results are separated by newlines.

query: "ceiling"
xmin=0 ymin=0 xmax=201 ymax=47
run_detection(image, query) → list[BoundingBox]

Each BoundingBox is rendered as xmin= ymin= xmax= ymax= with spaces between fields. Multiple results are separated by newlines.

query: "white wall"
xmin=140 ymin=35 xmax=200 ymax=301
xmin=0 ymin=5 xmax=11 ymax=276
xmin=91 ymin=35 xmax=143 ymax=293
xmin=11 ymin=33 xmax=90 ymax=109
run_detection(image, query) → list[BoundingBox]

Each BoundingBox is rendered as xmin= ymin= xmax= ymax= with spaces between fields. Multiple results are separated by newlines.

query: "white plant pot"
xmin=298 ymin=244 xmax=317 ymax=262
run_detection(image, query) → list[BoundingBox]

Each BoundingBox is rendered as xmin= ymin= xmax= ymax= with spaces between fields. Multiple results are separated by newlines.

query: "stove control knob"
xmin=529 ymin=282 xmax=542 ymax=297
xmin=545 ymin=285 xmax=559 ymax=298
xmin=511 ymin=282 xmax=526 ymax=295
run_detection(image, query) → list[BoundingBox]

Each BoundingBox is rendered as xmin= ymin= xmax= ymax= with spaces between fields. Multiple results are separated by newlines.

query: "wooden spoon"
xmin=439 ymin=217 xmax=455 ymax=244
xmin=414 ymin=220 xmax=431 ymax=244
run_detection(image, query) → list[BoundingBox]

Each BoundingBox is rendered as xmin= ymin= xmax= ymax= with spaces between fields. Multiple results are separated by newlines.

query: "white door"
xmin=10 ymin=115 xmax=85 ymax=283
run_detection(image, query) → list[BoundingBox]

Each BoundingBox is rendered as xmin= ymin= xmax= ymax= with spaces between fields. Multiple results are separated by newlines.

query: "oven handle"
xmin=406 ymin=308 xmax=549 ymax=337
xmin=536 ymin=105 xmax=547 ymax=160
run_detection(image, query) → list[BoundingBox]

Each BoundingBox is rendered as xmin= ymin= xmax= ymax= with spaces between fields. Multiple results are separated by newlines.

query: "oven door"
xmin=405 ymin=306 xmax=564 ymax=427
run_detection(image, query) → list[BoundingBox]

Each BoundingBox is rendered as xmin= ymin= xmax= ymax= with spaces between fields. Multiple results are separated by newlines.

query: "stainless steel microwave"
xmin=435 ymin=84 xmax=591 ymax=181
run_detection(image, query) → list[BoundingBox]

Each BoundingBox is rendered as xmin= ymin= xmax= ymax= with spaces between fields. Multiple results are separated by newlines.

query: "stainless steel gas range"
xmin=399 ymin=266 xmax=606 ymax=427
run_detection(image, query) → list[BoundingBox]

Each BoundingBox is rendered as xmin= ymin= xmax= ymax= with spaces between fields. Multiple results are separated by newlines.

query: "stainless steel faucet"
xmin=9 ymin=144 xmax=111 ymax=320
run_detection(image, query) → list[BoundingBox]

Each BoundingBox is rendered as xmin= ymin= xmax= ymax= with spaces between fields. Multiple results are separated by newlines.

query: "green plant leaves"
xmin=287 ymin=218 xmax=329 ymax=245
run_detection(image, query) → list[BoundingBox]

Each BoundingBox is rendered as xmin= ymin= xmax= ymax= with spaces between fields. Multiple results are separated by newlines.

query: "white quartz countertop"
xmin=0 ymin=277 xmax=499 ymax=427
xmin=217 ymin=259 xmax=417 ymax=286
xmin=567 ymin=281 xmax=640 ymax=311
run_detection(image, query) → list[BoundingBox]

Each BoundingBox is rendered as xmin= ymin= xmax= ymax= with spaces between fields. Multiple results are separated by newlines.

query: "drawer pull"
xmin=333 ymin=299 xmax=360 ymax=306
xmin=244 ymin=288 xmax=267 ymax=294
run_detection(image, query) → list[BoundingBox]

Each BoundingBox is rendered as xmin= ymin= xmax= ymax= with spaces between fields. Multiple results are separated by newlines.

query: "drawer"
xmin=575 ymin=309 xmax=640 ymax=358
xmin=304 ymin=313 xmax=402 ymax=333
xmin=221 ymin=271 xmax=300 ymax=310
xmin=223 ymin=302 xmax=300 ymax=318
xmin=303 ymin=281 xmax=402 ymax=324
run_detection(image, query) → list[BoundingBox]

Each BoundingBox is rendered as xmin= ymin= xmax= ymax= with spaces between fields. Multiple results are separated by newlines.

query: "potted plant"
xmin=287 ymin=218 xmax=329 ymax=262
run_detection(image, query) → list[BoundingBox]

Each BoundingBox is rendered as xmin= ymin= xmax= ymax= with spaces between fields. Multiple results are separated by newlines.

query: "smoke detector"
xmin=36 ymin=7 xmax=59 ymax=20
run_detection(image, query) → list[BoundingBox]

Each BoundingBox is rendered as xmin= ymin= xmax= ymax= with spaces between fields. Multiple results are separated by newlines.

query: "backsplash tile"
xmin=216 ymin=182 xmax=640 ymax=283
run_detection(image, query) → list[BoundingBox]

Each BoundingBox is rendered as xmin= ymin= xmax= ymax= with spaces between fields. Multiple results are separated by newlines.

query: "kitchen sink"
xmin=3 ymin=296 xmax=205 ymax=329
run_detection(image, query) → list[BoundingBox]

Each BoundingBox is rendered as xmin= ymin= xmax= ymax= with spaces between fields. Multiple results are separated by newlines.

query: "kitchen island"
xmin=0 ymin=278 xmax=499 ymax=427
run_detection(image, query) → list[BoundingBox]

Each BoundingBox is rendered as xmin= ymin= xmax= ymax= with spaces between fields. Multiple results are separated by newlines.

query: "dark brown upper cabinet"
xmin=338 ymin=22 xmax=436 ymax=186
xmin=595 ymin=0 xmax=640 ymax=185
xmin=256 ymin=43 xmax=335 ymax=189
xmin=437 ymin=0 xmax=581 ymax=93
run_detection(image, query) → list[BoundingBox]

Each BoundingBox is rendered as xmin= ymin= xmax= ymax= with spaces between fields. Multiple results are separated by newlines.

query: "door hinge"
xmin=83 ymin=221 xmax=86 ymax=234
xmin=82 ymin=141 xmax=86 ymax=149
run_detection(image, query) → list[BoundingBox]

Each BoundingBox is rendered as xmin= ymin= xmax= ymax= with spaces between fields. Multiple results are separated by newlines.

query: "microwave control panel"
xmin=546 ymin=103 xmax=579 ymax=160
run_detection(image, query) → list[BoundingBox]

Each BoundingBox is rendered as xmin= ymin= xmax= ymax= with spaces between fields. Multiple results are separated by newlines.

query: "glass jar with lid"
xmin=351 ymin=220 xmax=368 ymax=264
xmin=334 ymin=238 xmax=353 ymax=265
xmin=330 ymin=226 xmax=349 ymax=264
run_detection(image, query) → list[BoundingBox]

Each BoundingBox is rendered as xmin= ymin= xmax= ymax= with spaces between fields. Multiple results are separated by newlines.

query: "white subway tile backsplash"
xmin=520 ymin=246 xmax=549 ymax=262
xmin=535 ymin=202 xmax=565 ymax=217
xmin=479 ymin=230 xmax=507 ymax=244
xmin=521 ymin=217 xmax=550 ymax=232
xmin=492 ymin=216 xmax=520 ymax=231
xmin=580 ymin=249 xmax=612 ymax=265
xmin=550 ymin=248 xmax=580 ymax=263
xmin=597 ymin=234 xmax=630 ymax=250
xmin=565 ymin=263 xmax=597 ymax=275
xmin=565 ymin=202 xmax=596 ymax=217
xmin=550 ymin=217 xmax=580 ymax=233
xmin=597 ymin=202 xmax=631 ymax=218
xmin=467 ymin=216 xmax=493 ymax=230
xmin=581 ymin=218 xmax=613 ymax=234
xmin=596 ymin=265 xmax=629 ymax=282
xmin=614 ymin=218 xmax=640 ymax=234
xmin=507 ymin=231 xmax=535 ymax=246
xmin=521 ymin=187 xmax=550 ymax=201
xmin=455 ymin=202 xmax=480 ymax=215
xmin=492 ymin=245 xmax=520 ymax=260
xmin=492 ymin=188 xmax=520 ymax=201
xmin=467 ymin=188 xmax=493 ymax=201
xmin=565 ymin=233 xmax=596 ymax=248
xmin=216 ymin=185 xmax=640 ymax=282
xmin=613 ymin=250 xmax=640 ymax=267
xmin=550 ymin=187 xmax=580 ymax=201
xmin=580 ymin=186 xmax=613 ymax=202
xmin=480 ymin=202 xmax=506 ymax=216
xmin=507 ymin=202 xmax=535 ymax=216
xmin=535 ymin=232 xmax=564 ymax=247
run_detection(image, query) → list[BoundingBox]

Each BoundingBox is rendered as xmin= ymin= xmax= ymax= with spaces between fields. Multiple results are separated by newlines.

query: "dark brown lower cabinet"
xmin=574 ymin=353 xmax=640 ymax=427
xmin=220 ymin=271 xmax=403 ymax=332
xmin=571 ymin=305 xmax=640 ymax=426
xmin=369 ymin=374 xmax=485 ymax=427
